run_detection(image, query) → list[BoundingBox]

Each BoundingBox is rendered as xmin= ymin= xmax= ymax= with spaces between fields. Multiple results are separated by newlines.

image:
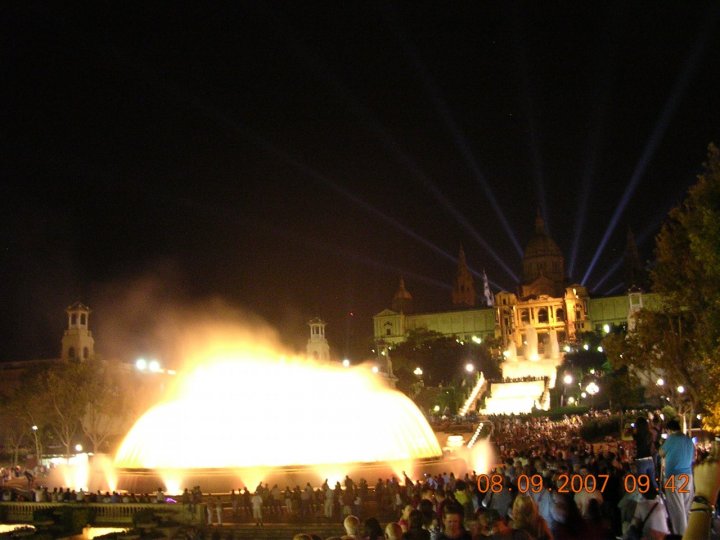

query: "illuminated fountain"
xmin=481 ymin=327 xmax=564 ymax=415
xmin=113 ymin=336 xmax=480 ymax=493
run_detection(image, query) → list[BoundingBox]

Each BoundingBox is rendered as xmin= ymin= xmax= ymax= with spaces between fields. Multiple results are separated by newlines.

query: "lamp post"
xmin=586 ymin=381 xmax=600 ymax=408
xmin=31 ymin=425 xmax=41 ymax=465
xmin=561 ymin=374 xmax=573 ymax=407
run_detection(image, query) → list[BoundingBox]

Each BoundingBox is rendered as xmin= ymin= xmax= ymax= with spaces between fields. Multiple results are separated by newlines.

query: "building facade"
xmin=373 ymin=218 xmax=658 ymax=355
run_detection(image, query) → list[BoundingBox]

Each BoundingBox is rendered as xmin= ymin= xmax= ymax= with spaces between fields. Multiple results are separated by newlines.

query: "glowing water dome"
xmin=115 ymin=355 xmax=442 ymax=471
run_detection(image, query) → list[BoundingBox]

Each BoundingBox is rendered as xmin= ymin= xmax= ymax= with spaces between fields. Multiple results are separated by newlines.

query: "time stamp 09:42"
xmin=477 ymin=473 xmax=691 ymax=495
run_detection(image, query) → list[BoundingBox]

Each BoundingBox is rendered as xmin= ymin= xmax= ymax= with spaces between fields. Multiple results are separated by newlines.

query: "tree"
xmin=39 ymin=362 xmax=92 ymax=457
xmin=391 ymin=329 xmax=500 ymax=387
xmin=0 ymin=389 xmax=30 ymax=466
xmin=605 ymin=144 xmax=720 ymax=430
xmin=81 ymin=360 xmax=141 ymax=454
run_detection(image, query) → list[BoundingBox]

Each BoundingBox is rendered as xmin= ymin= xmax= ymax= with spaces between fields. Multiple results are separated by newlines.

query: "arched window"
xmin=68 ymin=347 xmax=76 ymax=359
xmin=520 ymin=310 xmax=530 ymax=324
xmin=80 ymin=314 xmax=86 ymax=325
xmin=71 ymin=314 xmax=77 ymax=325
xmin=538 ymin=308 xmax=549 ymax=324
xmin=83 ymin=347 xmax=89 ymax=359
xmin=556 ymin=308 xmax=565 ymax=321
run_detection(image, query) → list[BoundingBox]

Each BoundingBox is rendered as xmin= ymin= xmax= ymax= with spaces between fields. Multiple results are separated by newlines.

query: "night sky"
xmin=2 ymin=2 xmax=720 ymax=363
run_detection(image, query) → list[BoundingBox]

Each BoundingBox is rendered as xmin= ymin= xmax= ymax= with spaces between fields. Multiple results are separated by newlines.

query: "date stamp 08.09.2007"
xmin=476 ymin=473 xmax=691 ymax=495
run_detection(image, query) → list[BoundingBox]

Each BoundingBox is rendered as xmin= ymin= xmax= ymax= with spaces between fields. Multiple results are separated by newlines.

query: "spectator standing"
xmin=435 ymin=503 xmax=471 ymax=540
xmin=214 ymin=496 xmax=223 ymax=525
xmin=631 ymin=417 xmax=657 ymax=488
xmin=659 ymin=418 xmax=695 ymax=535
xmin=251 ymin=490 xmax=264 ymax=526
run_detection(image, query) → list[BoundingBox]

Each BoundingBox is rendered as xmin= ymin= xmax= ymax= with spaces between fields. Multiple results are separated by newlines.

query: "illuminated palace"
xmin=373 ymin=215 xmax=659 ymax=413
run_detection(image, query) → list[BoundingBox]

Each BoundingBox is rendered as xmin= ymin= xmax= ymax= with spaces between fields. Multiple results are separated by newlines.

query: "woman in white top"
xmin=630 ymin=487 xmax=670 ymax=540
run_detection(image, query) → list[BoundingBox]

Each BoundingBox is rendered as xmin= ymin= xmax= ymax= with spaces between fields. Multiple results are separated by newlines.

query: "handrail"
xmin=0 ymin=502 xmax=191 ymax=525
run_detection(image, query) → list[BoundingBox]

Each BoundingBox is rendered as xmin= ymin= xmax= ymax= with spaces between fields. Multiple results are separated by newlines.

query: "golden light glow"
xmin=115 ymin=342 xmax=442 ymax=475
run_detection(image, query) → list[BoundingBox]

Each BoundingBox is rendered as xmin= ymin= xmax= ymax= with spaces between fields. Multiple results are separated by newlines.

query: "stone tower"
xmin=452 ymin=245 xmax=476 ymax=307
xmin=391 ymin=276 xmax=413 ymax=313
xmin=61 ymin=302 xmax=95 ymax=362
xmin=306 ymin=318 xmax=330 ymax=362
xmin=520 ymin=211 xmax=565 ymax=297
xmin=624 ymin=228 xmax=649 ymax=291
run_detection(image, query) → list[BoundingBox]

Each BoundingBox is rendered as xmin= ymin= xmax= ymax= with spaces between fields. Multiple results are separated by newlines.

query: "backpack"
xmin=623 ymin=502 xmax=658 ymax=540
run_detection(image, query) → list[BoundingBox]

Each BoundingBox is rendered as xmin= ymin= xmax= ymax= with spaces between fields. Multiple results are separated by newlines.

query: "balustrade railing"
xmin=0 ymin=502 xmax=190 ymax=525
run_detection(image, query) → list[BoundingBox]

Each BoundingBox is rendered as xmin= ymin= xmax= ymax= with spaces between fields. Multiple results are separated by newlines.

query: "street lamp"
xmin=677 ymin=385 xmax=685 ymax=394
xmin=31 ymin=425 xmax=41 ymax=463
xmin=465 ymin=363 xmax=475 ymax=373
xmin=413 ymin=367 xmax=423 ymax=376
xmin=586 ymin=381 xmax=600 ymax=407
xmin=75 ymin=444 xmax=83 ymax=453
xmin=656 ymin=378 xmax=665 ymax=386
xmin=342 ymin=359 xmax=350 ymax=368
xmin=561 ymin=374 xmax=573 ymax=406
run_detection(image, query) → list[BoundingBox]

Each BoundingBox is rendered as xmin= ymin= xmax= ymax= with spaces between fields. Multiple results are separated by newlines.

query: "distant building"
xmin=0 ymin=302 xmax=96 ymax=384
xmin=306 ymin=317 xmax=330 ymax=362
xmin=373 ymin=217 xmax=659 ymax=354
xmin=61 ymin=302 xmax=95 ymax=362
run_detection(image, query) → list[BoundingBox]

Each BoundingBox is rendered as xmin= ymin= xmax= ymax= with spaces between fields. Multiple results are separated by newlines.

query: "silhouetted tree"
xmin=605 ymin=144 xmax=720 ymax=430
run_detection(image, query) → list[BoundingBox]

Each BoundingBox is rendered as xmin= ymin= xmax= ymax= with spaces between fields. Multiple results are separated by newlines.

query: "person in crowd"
xmin=364 ymin=517 xmax=384 ymax=540
xmin=214 ymin=496 xmax=223 ymax=525
xmin=629 ymin=417 xmax=657 ymax=488
xmin=509 ymin=494 xmax=552 ymax=540
xmin=398 ymin=504 xmax=414 ymax=532
xmin=435 ymin=502 xmax=471 ymax=540
xmin=572 ymin=466 xmax=602 ymax=519
xmin=341 ymin=514 xmax=361 ymax=539
xmin=682 ymin=442 xmax=720 ymax=540
xmin=251 ymin=490 xmax=264 ymax=526
xmin=482 ymin=476 xmax=513 ymax=519
xmin=403 ymin=509 xmax=430 ymax=540
xmin=385 ymin=522 xmax=403 ymax=540
xmin=628 ymin=485 xmax=669 ymax=539
xmin=659 ymin=418 xmax=695 ymax=535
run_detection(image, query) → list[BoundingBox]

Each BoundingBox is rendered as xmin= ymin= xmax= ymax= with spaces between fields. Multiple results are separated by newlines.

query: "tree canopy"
xmin=605 ymin=144 xmax=720 ymax=430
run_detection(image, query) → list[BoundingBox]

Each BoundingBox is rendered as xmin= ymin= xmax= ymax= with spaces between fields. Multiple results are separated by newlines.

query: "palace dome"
xmin=521 ymin=213 xmax=565 ymax=297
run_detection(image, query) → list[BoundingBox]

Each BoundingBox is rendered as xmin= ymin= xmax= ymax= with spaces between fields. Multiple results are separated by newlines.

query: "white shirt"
xmin=633 ymin=497 xmax=670 ymax=536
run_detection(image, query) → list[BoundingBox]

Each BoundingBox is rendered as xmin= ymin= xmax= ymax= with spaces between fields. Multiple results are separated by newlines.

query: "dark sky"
xmin=2 ymin=2 xmax=720 ymax=362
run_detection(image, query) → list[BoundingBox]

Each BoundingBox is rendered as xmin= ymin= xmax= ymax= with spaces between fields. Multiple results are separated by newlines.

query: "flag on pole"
xmin=483 ymin=270 xmax=494 ymax=307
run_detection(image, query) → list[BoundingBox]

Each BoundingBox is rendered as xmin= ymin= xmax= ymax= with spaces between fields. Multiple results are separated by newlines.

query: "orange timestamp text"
xmin=476 ymin=473 xmax=691 ymax=494
xmin=477 ymin=473 xmax=609 ymax=494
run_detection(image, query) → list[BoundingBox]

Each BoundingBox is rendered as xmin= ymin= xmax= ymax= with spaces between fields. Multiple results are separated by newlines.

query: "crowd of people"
xmin=2 ymin=410 xmax=719 ymax=539
xmin=287 ymin=410 xmax=719 ymax=539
